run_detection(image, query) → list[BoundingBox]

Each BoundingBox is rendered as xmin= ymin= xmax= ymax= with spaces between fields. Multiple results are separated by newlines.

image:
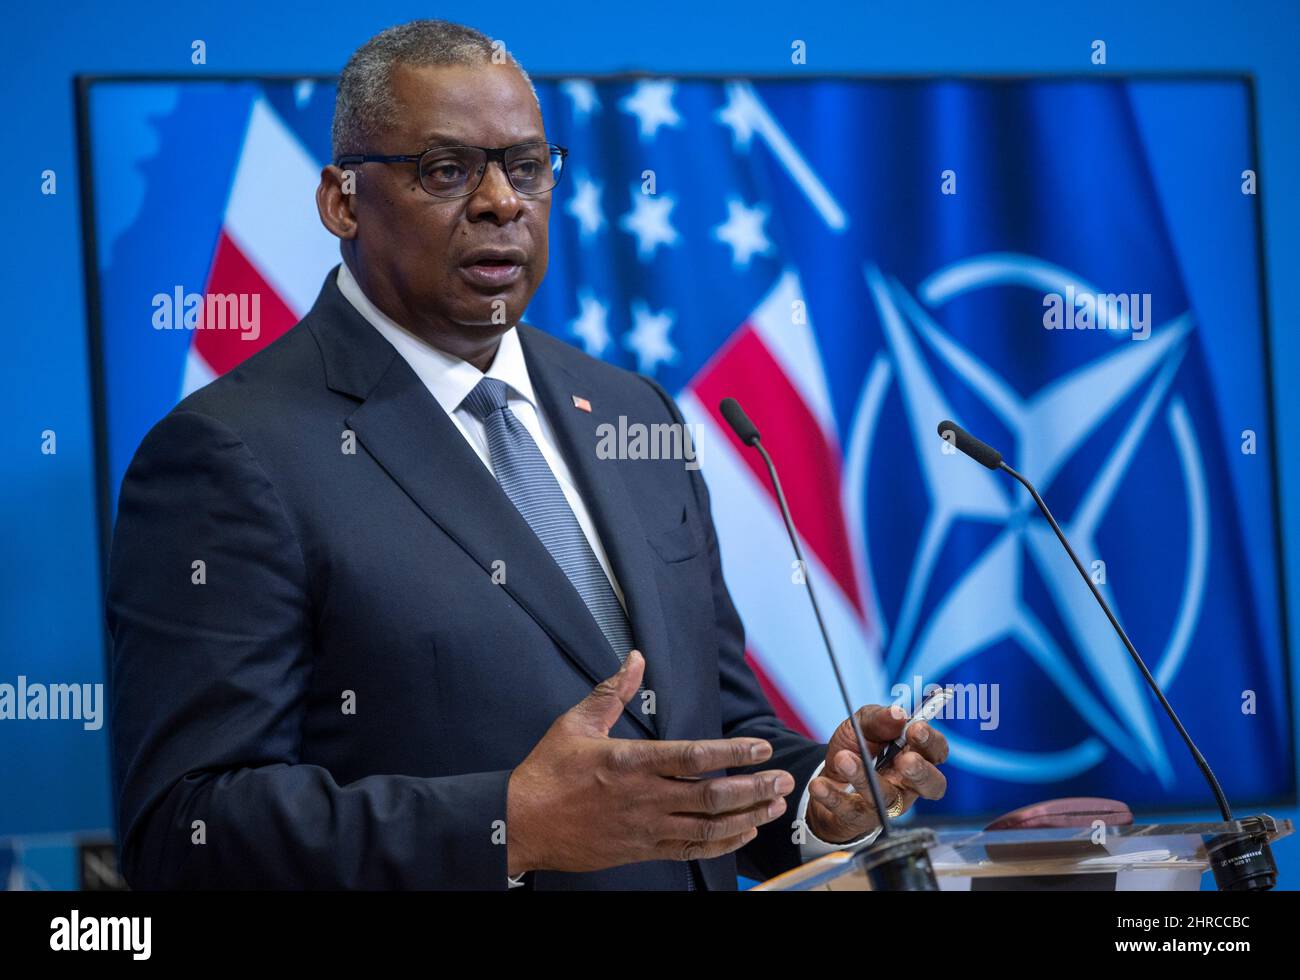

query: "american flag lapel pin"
xmin=571 ymin=395 xmax=592 ymax=413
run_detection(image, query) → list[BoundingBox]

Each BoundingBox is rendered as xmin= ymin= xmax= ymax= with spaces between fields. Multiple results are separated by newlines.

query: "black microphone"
xmin=722 ymin=397 xmax=938 ymax=890
xmin=938 ymin=419 xmax=1279 ymax=891
xmin=936 ymin=419 xmax=1002 ymax=470
xmin=719 ymin=397 xmax=760 ymax=446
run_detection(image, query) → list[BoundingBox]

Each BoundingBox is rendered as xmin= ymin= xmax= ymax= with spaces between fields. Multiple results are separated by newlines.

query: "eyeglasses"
xmin=335 ymin=141 xmax=568 ymax=199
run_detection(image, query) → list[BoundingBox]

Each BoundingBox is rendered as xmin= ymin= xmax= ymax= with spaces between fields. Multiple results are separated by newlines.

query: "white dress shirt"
xmin=334 ymin=262 xmax=875 ymax=880
xmin=336 ymin=262 xmax=625 ymax=609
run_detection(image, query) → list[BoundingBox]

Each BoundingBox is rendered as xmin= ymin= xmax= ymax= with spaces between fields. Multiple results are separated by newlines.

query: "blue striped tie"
xmin=462 ymin=377 xmax=699 ymax=891
xmin=461 ymin=377 xmax=635 ymax=663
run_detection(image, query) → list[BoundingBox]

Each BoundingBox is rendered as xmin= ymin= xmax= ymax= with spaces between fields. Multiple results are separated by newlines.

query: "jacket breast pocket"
xmin=644 ymin=506 xmax=703 ymax=563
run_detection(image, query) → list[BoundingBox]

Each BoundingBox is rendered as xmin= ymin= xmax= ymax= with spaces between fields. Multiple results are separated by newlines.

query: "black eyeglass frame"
xmin=334 ymin=140 xmax=569 ymax=199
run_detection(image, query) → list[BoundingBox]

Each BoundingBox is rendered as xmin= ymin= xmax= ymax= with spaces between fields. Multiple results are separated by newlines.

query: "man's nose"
xmin=467 ymin=161 xmax=523 ymax=223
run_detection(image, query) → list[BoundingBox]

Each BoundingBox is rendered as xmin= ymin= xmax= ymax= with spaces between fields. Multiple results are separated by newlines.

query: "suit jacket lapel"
xmin=520 ymin=328 xmax=677 ymax=739
xmin=308 ymin=271 xmax=655 ymax=736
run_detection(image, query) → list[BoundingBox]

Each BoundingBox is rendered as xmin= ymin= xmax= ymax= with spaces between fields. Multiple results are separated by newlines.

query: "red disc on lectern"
xmin=984 ymin=797 xmax=1134 ymax=830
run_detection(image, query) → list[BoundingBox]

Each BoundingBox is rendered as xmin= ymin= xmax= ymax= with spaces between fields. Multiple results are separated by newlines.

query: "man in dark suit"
xmin=107 ymin=19 xmax=949 ymax=890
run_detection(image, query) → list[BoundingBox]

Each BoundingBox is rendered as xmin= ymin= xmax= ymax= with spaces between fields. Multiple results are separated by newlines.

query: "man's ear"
xmin=316 ymin=165 xmax=359 ymax=240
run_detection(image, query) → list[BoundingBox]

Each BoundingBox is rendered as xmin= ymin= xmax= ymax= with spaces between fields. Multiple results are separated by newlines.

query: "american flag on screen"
xmin=187 ymin=79 xmax=886 ymax=743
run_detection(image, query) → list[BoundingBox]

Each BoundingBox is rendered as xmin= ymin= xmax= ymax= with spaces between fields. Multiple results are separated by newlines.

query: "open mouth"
xmin=459 ymin=251 xmax=526 ymax=289
xmin=459 ymin=260 xmax=523 ymax=288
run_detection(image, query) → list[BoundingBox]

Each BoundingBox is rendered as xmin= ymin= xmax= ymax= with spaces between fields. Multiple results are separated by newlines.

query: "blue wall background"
xmin=2 ymin=0 xmax=1297 ymax=886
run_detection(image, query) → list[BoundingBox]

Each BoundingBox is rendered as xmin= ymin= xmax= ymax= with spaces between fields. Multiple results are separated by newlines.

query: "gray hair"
xmin=331 ymin=19 xmax=539 ymax=161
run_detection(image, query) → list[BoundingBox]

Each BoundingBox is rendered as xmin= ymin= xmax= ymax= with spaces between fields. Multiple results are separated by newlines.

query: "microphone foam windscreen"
xmin=720 ymin=398 xmax=761 ymax=446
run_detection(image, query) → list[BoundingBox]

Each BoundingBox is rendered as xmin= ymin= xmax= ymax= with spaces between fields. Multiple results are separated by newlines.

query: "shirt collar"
xmin=335 ymin=262 xmax=537 ymax=416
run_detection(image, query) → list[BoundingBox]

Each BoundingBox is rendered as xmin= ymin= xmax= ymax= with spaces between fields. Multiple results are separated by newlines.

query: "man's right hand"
xmin=505 ymin=650 xmax=794 ymax=876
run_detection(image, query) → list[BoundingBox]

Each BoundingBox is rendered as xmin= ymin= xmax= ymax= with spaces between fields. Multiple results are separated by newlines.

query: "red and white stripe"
xmin=182 ymin=98 xmax=340 ymax=396
xmin=683 ymin=268 xmax=883 ymax=739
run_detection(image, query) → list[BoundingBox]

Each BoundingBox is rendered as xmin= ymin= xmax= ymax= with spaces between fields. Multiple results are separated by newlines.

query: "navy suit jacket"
xmin=106 ymin=268 xmax=827 ymax=890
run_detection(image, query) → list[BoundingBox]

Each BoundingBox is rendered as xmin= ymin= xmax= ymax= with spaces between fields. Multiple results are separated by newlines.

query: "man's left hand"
xmin=804 ymin=705 xmax=949 ymax=844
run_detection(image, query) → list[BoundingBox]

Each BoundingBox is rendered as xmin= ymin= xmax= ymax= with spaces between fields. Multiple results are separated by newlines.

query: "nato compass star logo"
xmin=848 ymin=253 xmax=1209 ymax=785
